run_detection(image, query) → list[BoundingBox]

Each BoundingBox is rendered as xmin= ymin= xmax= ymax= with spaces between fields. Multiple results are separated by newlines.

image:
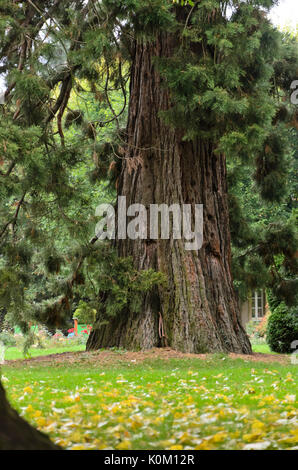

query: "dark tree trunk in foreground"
xmin=0 ymin=381 xmax=60 ymax=450
xmin=87 ymin=33 xmax=252 ymax=354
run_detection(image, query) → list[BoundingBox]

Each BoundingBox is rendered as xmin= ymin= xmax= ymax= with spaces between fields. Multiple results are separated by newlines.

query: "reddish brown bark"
xmin=87 ymin=33 xmax=252 ymax=354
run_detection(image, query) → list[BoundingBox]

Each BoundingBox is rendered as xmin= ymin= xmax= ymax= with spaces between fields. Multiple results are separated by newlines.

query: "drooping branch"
xmin=0 ymin=192 xmax=27 ymax=241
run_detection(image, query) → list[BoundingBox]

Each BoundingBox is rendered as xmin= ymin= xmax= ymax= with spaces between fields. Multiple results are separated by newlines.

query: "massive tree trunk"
xmin=87 ymin=32 xmax=252 ymax=354
xmin=0 ymin=381 xmax=60 ymax=450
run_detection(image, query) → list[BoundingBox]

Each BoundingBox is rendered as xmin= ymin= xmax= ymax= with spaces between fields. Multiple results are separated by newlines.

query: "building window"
xmin=252 ymin=290 xmax=264 ymax=320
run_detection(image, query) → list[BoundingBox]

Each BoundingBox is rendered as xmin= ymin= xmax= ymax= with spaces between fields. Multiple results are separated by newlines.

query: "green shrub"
xmin=73 ymin=301 xmax=96 ymax=325
xmin=266 ymin=289 xmax=281 ymax=313
xmin=0 ymin=330 xmax=17 ymax=347
xmin=267 ymin=303 xmax=298 ymax=353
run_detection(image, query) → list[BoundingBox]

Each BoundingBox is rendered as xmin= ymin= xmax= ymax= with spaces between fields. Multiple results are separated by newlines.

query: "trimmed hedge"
xmin=267 ymin=302 xmax=298 ymax=353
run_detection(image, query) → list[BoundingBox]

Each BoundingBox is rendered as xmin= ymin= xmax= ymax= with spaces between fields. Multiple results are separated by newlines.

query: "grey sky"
xmin=269 ymin=0 xmax=298 ymax=31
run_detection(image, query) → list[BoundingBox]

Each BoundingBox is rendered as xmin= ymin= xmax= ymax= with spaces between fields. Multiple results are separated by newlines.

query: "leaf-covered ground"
xmin=1 ymin=349 xmax=297 ymax=450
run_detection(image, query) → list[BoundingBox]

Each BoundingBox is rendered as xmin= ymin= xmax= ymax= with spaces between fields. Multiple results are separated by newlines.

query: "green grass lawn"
xmin=4 ymin=344 xmax=85 ymax=361
xmin=1 ymin=352 xmax=297 ymax=450
xmin=251 ymin=343 xmax=275 ymax=354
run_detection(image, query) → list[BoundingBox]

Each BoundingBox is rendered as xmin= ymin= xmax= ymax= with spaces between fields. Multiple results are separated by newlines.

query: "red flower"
xmin=68 ymin=328 xmax=75 ymax=333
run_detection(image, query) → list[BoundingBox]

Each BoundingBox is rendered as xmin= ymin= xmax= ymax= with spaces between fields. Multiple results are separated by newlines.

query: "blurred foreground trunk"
xmin=0 ymin=381 xmax=60 ymax=450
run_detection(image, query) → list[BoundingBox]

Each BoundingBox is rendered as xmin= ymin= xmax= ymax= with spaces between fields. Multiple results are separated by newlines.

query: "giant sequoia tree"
xmin=0 ymin=0 xmax=298 ymax=447
xmin=87 ymin=1 xmax=297 ymax=352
